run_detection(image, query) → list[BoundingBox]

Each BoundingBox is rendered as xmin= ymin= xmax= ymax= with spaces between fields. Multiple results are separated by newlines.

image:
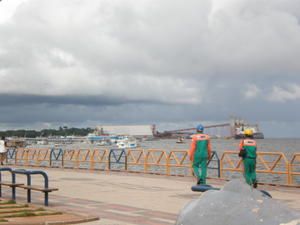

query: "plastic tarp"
xmin=176 ymin=179 xmax=300 ymax=225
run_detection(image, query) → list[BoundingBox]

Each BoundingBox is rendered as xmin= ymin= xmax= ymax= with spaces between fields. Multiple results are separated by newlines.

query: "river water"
xmin=139 ymin=138 xmax=300 ymax=185
xmin=140 ymin=138 xmax=300 ymax=158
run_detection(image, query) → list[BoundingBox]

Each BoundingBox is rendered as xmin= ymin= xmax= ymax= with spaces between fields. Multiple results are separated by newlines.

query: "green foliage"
xmin=0 ymin=202 xmax=61 ymax=221
xmin=0 ymin=200 xmax=16 ymax=205
xmin=0 ymin=204 xmax=28 ymax=209
xmin=4 ymin=211 xmax=36 ymax=218
xmin=0 ymin=127 xmax=94 ymax=138
xmin=2 ymin=210 xmax=62 ymax=218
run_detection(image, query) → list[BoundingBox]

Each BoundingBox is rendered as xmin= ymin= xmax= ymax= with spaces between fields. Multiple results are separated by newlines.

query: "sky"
xmin=0 ymin=0 xmax=300 ymax=137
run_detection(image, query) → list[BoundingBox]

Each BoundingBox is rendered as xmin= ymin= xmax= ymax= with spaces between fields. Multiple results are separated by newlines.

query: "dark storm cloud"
xmin=0 ymin=94 xmax=163 ymax=106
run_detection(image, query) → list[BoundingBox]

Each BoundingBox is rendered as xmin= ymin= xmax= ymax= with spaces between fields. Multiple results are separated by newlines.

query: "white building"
xmin=96 ymin=125 xmax=154 ymax=137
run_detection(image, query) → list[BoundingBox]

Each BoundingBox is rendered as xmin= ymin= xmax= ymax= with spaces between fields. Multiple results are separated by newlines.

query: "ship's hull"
xmin=235 ymin=132 xmax=264 ymax=139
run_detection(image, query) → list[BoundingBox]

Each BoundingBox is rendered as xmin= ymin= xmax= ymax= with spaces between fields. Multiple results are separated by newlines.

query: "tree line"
xmin=0 ymin=127 xmax=95 ymax=138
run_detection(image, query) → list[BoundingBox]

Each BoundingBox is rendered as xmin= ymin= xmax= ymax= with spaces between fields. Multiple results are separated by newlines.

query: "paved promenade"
xmin=1 ymin=167 xmax=300 ymax=225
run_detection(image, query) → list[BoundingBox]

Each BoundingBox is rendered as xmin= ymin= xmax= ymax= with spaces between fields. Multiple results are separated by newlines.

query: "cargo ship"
xmin=232 ymin=118 xmax=264 ymax=139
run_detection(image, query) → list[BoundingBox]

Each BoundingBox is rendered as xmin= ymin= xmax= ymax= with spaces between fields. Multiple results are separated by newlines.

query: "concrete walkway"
xmin=1 ymin=167 xmax=299 ymax=225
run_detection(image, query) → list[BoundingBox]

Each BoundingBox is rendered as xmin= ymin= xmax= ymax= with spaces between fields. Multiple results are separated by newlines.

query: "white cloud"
xmin=0 ymin=0 xmax=299 ymax=98
xmin=0 ymin=0 xmax=27 ymax=23
xmin=244 ymin=84 xmax=261 ymax=99
xmin=267 ymin=84 xmax=300 ymax=102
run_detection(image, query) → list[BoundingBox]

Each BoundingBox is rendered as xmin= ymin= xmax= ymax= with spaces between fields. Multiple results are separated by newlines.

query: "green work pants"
xmin=243 ymin=158 xmax=257 ymax=185
xmin=192 ymin=157 xmax=207 ymax=184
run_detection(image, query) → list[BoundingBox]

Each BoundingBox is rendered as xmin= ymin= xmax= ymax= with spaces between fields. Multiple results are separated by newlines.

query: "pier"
xmin=0 ymin=167 xmax=299 ymax=225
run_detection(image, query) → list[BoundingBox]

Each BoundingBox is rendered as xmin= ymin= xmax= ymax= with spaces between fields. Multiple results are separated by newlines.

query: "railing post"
xmin=25 ymin=150 xmax=29 ymax=166
xmin=144 ymin=151 xmax=147 ymax=173
xmin=124 ymin=151 xmax=128 ymax=171
xmin=27 ymin=174 xmax=31 ymax=203
xmin=166 ymin=152 xmax=170 ymax=176
xmin=76 ymin=150 xmax=80 ymax=169
xmin=219 ymin=153 xmax=224 ymax=179
xmin=144 ymin=152 xmax=148 ymax=173
xmin=35 ymin=150 xmax=39 ymax=167
xmin=108 ymin=149 xmax=112 ymax=170
xmin=12 ymin=172 xmax=16 ymax=200
xmin=288 ymin=162 xmax=292 ymax=185
xmin=15 ymin=149 xmax=18 ymax=165
xmin=5 ymin=149 xmax=9 ymax=165
xmin=14 ymin=148 xmax=17 ymax=165
xmin=49 ymin=148 xmax=54 ymax=167
xmin=42 ymin=171 xmax=49 ymax=206
xmin=217 ymin=157 xmax=221 ymax=178
xmin=61 ymin=149 xmax=64 ymax=168
xmin=90 ymin=150 xmax=95 ymax=170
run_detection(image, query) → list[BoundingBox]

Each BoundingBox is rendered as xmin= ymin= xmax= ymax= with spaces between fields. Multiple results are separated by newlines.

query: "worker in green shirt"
xmin=239 ymin=129 xmax=257 ymax=188
xmin=189 ymin=125 xmax=212 ymax=185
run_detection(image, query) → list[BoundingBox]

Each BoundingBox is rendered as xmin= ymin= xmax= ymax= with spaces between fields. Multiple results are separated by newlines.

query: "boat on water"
xmin=115 ymin=136 xmax=138 ymax=149
xmin=86 ymin=133 xmax=111 ymax=145
xmin=233 ymin=118 xmax=264 ymax=139
xmin=176 ymin=137 xmax=185 ymax=144
xmin=86 ymin=133 xmax=138 ymax=148
xmin=235 ymin=132 xmax=264 ymax=139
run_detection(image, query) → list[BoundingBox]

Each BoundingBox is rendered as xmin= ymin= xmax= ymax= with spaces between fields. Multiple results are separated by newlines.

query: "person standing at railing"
xmin=189 ymin=124 xmax=212 ymax=185
xmin=238 ymin=129 xmax=258 ymax=188
xmin=0 ymin=136 xmax=7 ymax=165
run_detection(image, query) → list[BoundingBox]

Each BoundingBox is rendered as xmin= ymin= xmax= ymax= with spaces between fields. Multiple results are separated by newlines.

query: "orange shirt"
xmin=239 ymin=139 xmax=257 ymax=151
xmin=189 ymin=133 xmax=212 ymax=161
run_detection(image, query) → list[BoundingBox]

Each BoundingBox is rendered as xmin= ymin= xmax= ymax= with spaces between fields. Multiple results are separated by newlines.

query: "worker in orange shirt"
xmin=189 ymin=124 xmax=212 ymax=185
xmin=238 ymin=129 xmax=258 ymax=188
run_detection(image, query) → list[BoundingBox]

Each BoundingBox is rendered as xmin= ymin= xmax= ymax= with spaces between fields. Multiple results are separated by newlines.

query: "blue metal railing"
xmin=108 ymin=149 xmax=127 ymax=171
xmin=207 ymin=151 xmax=221 ymax=178
xmin=13 ymin=169 xmax=51 ymax=205
xmin=50 ymin=148 xmax=64 ymax=167
xmin=0 ymin=167 xmax=16 ymax=199
xmin=0 ymin=167 xmax=55 ymax=206
xmin=6 ymin=148 xmax=16 ymax=164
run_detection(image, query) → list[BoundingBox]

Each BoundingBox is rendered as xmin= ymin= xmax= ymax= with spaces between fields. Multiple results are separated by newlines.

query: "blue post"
xmin=27 ymin=174 xmax=31 ymax=203
xmin=50 ymin=148 xmax=54 ymax=167
xmin=61 ymin=149 xmax=64 ymax=168
xmin=0 ymin=168 xmax=15 ymax=200
xmin=12 ymin=173 xmax=16 ymax=200
xmin=45 ymin=192 xmax=49 ymax=206
xmin=217 ymin=159 xmax=221 ymax=178
xmin=29 ymin=170 xmax=49 ymax=206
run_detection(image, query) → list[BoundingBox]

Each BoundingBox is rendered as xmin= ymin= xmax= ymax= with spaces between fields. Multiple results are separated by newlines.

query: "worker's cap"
xmin=196 ymin=124 xmax=204 ymax=132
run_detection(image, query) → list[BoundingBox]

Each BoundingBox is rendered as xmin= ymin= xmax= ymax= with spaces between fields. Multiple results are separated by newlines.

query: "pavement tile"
xmin=0 ymin=167 xmax=299 ymax=225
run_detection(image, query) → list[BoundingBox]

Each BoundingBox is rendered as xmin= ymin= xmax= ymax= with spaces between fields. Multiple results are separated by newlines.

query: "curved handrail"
xmin=12 ymin=169 xmax=51 ymax=205
xmin=289 ymin=153 xmax=300 ymax=185
xmin=0 ymin=167 xmax=16 ymax=199
xmin=220 ymin=150 xmax=290 ymax=184
xmin=5 ymin=148 xmax=299 ymax=186
xmin=108 ymin=149 xmax=127 ymax=170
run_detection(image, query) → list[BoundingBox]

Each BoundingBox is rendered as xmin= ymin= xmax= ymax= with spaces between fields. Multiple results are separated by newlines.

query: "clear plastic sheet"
xmin=176 ymin=180 xmax=300 ymax=225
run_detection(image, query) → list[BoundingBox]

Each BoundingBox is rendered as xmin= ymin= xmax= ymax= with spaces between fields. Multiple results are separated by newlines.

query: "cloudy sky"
xmin=0 ymin=0 xmax=300 ymax=137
